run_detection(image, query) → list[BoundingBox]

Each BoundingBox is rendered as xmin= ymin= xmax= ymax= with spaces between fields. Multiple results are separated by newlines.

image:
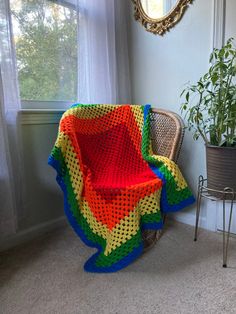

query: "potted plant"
xmin=181 ymin=38 xmax=236 ymax=197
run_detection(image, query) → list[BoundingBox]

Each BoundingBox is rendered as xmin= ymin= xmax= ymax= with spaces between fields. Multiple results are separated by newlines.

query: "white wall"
xmin=19 ymin=121 xmax=64 ymax=230
xmin=216 ymin=0 xmax=236 ymax=233
xmin=225 ymin=0 xmax=236 ymax=39
xmin=128 ymin=0 xmax=235 ymax=231
xmin=0 ymin=113 xmax=65 ymax=251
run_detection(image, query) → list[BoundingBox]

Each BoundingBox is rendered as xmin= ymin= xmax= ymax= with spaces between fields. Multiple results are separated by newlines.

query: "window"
xmin=10 ymin=0 xmax=78 ymax=109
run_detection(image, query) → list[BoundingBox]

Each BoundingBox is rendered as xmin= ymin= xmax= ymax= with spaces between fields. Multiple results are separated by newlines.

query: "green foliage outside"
xmin=11 ymin=0 xmax=77 ymax=101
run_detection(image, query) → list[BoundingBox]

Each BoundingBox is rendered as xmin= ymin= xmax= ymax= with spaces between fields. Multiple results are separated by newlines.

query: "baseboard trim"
xmin=0 ymin=216 xmax=67 ymax=252
xmin=170 ymin=212 xmax=207 ymax=229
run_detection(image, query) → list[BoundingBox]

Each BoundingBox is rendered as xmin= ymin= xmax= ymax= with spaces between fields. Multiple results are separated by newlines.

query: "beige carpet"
xmin=1 ymin=220 xmax=236 ymax=314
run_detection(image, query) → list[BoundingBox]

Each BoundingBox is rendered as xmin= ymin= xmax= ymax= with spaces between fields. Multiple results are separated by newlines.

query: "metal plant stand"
xmin=194 ymin=175 xmax=235 ymax=268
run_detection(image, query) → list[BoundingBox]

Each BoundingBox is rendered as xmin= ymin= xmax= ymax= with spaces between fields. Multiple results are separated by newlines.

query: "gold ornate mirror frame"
xmin=132 ymin=0 xmax=192 ymax=36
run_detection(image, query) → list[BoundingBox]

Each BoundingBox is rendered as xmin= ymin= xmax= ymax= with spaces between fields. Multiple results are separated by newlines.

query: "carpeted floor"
xmin=1 ymin=220 xmax=236 ymax=314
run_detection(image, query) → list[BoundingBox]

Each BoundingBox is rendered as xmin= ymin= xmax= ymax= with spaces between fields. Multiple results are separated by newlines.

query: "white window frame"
xmin=21 ymin=100 xmax=75 ymax=110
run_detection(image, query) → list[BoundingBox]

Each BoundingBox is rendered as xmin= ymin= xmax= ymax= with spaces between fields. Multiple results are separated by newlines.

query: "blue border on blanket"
xmin=48 ymin=104 xmax=194 ymax=273
xmin=49 ymin=156 xmax=164 ymax=273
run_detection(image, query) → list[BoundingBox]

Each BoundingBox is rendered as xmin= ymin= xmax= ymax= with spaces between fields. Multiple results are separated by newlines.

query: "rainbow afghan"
xmin=48 ymin=104 xmax=194 ymax=272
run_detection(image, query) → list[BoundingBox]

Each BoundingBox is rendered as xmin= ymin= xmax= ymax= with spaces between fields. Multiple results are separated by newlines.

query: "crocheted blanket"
xmin=48 ymin=104 xmax=194 ymax=272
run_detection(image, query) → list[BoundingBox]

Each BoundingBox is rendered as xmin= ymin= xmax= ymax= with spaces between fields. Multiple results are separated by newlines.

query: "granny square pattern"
xmin=48 ymin=104 xmax=195 ymax=272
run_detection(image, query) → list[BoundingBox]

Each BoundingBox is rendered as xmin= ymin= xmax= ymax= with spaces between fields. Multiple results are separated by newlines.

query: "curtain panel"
xmin=78 ymin=0 xmax=131 ymax=104
xmin=0 ymin=0 xmax=22 ymax=237
xmin=0 ymin=0 xmax=131 ymax=239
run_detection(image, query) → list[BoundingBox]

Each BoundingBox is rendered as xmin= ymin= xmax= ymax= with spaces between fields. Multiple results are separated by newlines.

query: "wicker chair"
xmin=142 ymin=108 xmax=185 ymax=251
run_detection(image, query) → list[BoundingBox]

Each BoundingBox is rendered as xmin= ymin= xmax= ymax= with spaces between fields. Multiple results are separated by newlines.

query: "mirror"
xmin=140 ymin=0 xmax=179 ymax=19
xmin=132 ymin=0 xmax=192 ymax=35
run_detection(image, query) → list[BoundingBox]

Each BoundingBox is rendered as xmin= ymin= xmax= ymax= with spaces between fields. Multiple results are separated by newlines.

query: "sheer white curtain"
xmin=0 ymin=0 xmax=131 ymax=238
xmin=0 ymin=0 xmax=22 ymax=237
xmin=78 ymin=0 xmax=131 ymax=104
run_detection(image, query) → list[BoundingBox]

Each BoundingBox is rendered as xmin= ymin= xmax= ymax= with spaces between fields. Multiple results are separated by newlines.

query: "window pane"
xmin=10 ymin=0 xmax=77 ymax=102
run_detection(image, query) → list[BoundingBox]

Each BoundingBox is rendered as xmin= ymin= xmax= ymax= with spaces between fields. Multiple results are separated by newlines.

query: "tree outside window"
xmin=10 ymin=0 xmax=78 ymax=104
